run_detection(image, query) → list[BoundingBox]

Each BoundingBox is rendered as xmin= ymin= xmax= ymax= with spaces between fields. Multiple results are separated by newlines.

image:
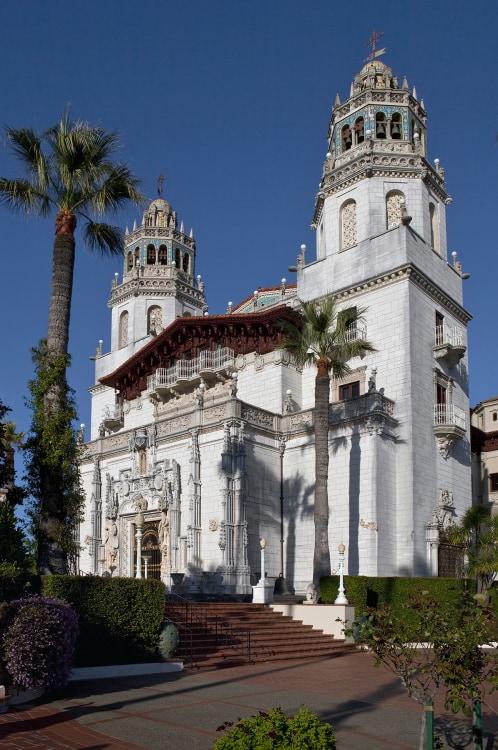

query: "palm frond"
xmin=5 ymin=127 xmax=50 ymax=190
xmin=277 ymin=297 xmax=375 ymax=374
xmin=0 ymin=178 xmax=51 ymax=215
xmin=83 ymin=221 xmax=124 ymax=256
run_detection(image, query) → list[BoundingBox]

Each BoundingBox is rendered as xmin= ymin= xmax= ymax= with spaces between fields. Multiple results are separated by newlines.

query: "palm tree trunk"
xmin=313 ymin=357 xmax=331 ymax=585
xmin=38 ymin=210 xmax=76 ymax=575
xmin=46 ymin=211 xmax=76 ymax=357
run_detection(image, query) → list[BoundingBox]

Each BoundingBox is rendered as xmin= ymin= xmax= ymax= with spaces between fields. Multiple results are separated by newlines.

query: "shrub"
xmin=214 ymin=707 xmax=336 ymax=749
xmin=41 ymin=575 xmax=165 ymax=666
xmin=321 ymin=575 xmax=475 ymax=622
xmin=3 ymin=595 xmax=78 ymax=690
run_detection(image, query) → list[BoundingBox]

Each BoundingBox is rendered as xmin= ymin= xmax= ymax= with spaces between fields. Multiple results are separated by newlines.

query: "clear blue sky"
xmin=0 ymin=0 xmax=497 ymax=441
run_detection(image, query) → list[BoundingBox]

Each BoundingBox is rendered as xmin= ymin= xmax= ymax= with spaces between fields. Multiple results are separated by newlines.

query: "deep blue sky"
xmin=0 ymin=0 xmax=497 ymax=440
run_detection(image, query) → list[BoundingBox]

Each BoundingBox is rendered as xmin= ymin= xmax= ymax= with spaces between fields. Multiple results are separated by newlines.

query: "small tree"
xmin=350 ymin=590 xmax=498 ymax=750
xmin=24 ymin=344 xmax=84 ymax=574
xmin=0 ymin=401 xmax=30 ymax=573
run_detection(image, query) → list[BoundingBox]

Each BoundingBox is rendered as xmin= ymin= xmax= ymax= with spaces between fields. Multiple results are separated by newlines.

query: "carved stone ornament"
xmin=209 ymin=518 xmax=219 ymax=531
xmin=133 ymin=494 xmax=148 ymax=512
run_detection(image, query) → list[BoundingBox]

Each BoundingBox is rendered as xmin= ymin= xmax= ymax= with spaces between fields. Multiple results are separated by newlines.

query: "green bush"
xmin=41 ymin=575 xmax=165 ymax=667
xmin=321 ymin=575 xmax=476 ymax=623
xmin=214 ymin=707 xmax=336 ymax=749
xmin=0 ymin=561 xmax=36 ymax=602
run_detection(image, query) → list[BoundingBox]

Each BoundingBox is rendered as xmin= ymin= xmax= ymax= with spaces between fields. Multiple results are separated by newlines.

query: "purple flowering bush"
xmin=2 ymin=595 xmax=78 ymax=690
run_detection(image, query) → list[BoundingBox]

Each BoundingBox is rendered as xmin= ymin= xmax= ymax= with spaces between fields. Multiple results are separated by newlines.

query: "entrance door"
xmin=134 ymin=522 xmax=161 ymax=579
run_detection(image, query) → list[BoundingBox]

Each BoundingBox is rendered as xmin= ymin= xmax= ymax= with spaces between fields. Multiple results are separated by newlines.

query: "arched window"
xmin=391 ymin=112 xmax=402 ymax=139
xmin=375 ymin=112 xmax=386 ymax=139
xmin=341 ymin=124 xmax=353 ymax=151
xmin=134 ymin=247 xmax=140 ymax=268
xmin=148 ymin=305 xmax=162 ymax=335
xmin=429 ymin=203 xmax=440 ymax=252
xmin=386 ymin=190 xmax=405 ymax=229
xmin=158 ymin=245 xmax=167 ymax=265
xmin=354 ymin=117 xmax=364 ymax=145
xmin=182 ymin=253 xmax=189 ymax=273
xmin=340 ymin=200 xmax=357 ymax=250
xmin=147 ymin=244 xmax=156 ymax=265
xmin=126 ymin=251 xmax=134 ymax=272
xmin=119 ymin=311 xmax=129 ymax=349
xmin=175 ymin=248 xmax=181 ymax=269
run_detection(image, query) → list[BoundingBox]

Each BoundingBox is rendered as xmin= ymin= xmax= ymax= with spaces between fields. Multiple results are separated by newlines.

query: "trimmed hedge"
xmin=321 ymin=576 xmax=477 ymax=622
xmin=41 ymin=576 xmax=165 ymax=667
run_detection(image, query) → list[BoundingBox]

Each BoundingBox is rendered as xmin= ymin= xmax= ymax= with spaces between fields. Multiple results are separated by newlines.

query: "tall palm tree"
xmin=0 ymin=113 xmax=144 ymax=573
xmin=0 ymin=111 xmax=144 ymax=360
xmin=279 ymin=298 xmax=375 ymax=587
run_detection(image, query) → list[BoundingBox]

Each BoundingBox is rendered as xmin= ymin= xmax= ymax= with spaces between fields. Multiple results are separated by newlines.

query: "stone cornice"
xmin=332 ymin=263 xmax=472 ymax=325
xmin=312 ymin=150 xmax=449 ymax=227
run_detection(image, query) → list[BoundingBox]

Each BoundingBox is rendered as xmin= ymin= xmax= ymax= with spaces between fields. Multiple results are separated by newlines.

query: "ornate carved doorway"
xmin=133 ymin=521 xmax=161 ymax=579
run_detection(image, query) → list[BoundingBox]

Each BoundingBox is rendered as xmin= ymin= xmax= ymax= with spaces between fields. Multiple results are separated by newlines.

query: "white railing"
xmin=148 ymin=347 xmax=235 ymax=390
xmin=433 ymin=404 xmax=466 ymax=430
xmin=102 ymin=405 xmax=123 ymax=421
xmin=434 ymin=325 xmax=464 ymax=348
xmin=344 ymin=323 xmax=367 ymax=343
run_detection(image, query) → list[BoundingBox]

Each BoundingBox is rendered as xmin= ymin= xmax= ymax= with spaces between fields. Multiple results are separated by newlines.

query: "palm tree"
xmin=279 ymin=298 xmax=375 ymax=586
xmin=0 ymin=111 xmax=144 ymax=360
xmin=447 ymin=505 xmax=498 ymax=594
xmin=0 ymin=113 xmax=144 ymax=573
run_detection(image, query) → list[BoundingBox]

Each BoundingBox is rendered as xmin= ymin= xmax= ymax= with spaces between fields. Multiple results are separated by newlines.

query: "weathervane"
xmin=157 ymin=174 xmax=165 ymax=198
xmin=364 ymin=29 xmax=386 ymax=62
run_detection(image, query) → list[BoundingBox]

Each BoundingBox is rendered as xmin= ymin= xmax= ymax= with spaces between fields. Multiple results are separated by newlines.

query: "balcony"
xmin=148 ymin=347 xmax=236 ymax=400
xmin=433 ymin=404 xmax=466 ymax=457
xmin=344 ymin=323 xmax=367 ymax=344
xmin=433 ymin=325 xmax=466 ymax=368
xmin=329 ymin=391 xmax=396 ymax=435
xmin=102 ymin=404 xmax=124 ymax=431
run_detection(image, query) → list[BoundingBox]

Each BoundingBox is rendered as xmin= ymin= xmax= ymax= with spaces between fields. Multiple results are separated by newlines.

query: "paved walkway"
xmin=1 ymin=652 xmax=497 ymax=749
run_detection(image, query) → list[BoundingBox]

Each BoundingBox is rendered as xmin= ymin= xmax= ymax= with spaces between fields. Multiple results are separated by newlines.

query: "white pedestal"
xmin=252 ymin=580 xmax=274 ymax=604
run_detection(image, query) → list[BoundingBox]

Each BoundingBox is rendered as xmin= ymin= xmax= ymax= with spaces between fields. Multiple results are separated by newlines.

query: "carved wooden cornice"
xmin=100 ymin=306 xmax=301 ymax=401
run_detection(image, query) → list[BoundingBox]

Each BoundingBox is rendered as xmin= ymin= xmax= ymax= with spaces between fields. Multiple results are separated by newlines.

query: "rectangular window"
xmin=490 ymin=474 xmax=498 ymax=492
xmin=339 ymin=381 xmax=360 ymax=400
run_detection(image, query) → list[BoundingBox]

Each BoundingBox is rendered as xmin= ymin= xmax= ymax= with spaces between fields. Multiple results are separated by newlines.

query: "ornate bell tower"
xmin=105 ymin=194 xmax=207 ymax=369
xmin=296 ymin=44 xmax=471 ymax=577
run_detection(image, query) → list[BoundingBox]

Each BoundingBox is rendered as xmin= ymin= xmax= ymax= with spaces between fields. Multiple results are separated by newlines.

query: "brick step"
xmin=166 ymin=600 xmax=349 ymax=669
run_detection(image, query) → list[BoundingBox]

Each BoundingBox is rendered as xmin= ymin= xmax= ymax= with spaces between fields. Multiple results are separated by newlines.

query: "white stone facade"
xmin=79 ymin=58 xmax=472 ymax=595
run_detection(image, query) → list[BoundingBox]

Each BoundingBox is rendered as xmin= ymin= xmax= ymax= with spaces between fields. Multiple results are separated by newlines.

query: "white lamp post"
xmin=334 ymin=543 xmax=349 ymax=604
xmin=252 ymin=537 xmax=274 ymax=604
xmin=259 ymin=537 xmax=267 ymax=584
xmin=143 ymin=553 xmax=151 ymax=579
xmin=135 ymin=512 xmax=144 ymax=579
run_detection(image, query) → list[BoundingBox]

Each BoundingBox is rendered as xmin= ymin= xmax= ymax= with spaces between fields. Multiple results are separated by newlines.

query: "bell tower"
xmin=106 ymin=195 xmax=207 ymax=369
xmin=90 ymin=193 xmax=208 ymax=439
xmin=296 ymin=47 xmax=471 ymax=577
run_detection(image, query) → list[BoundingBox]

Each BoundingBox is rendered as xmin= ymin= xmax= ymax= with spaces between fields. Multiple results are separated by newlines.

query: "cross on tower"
xmin=364 ymin=29 xmax=386 ymax=62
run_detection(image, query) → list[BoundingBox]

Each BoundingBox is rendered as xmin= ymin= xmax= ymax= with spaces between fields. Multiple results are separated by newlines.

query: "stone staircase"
xmin=165 ymin=599 xmax=352 ymax=670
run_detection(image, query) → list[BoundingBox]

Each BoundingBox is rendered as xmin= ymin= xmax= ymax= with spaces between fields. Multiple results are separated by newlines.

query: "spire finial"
xmin=157 ymin=174 xmax=165 ymax=198
xmin=364 ymin=29 xmax=386 ymax=62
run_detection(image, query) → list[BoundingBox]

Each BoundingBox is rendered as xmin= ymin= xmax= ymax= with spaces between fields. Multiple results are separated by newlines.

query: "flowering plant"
xmin=2 ymin=595 xmax=78 ymax=690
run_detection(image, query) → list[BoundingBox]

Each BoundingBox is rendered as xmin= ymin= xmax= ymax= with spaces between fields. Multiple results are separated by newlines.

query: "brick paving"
xmin=0 ymin=652 xmax=497 ymax=749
